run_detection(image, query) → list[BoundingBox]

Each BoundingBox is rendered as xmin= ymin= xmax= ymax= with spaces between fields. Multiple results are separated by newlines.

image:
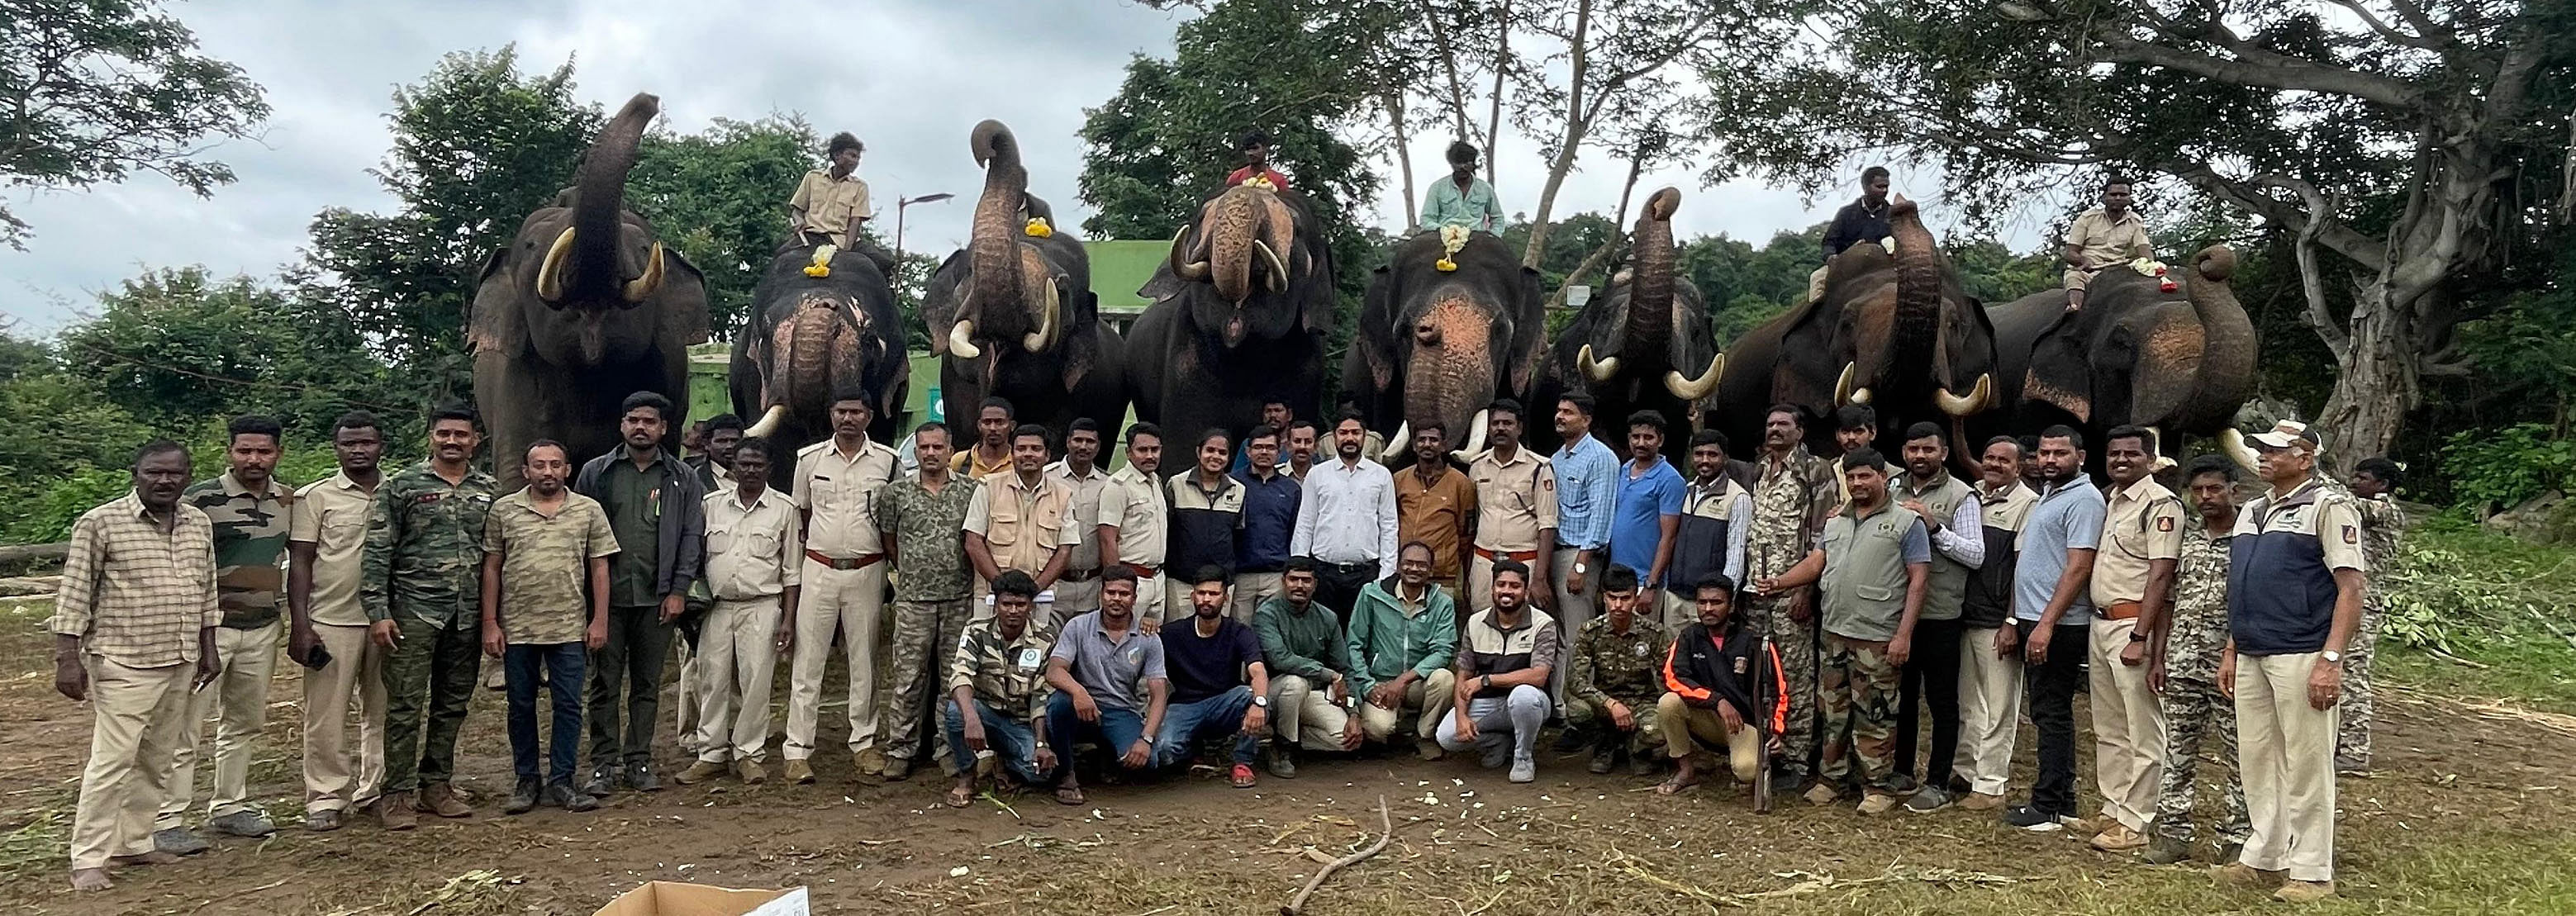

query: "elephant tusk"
xmin=1663 ymin=352 xmax=1726 ymax=401
xmin=1577 ymin=344 xmax=1621 ymax=383
xmin=1253 ymin=240 xmax=1287 ymax=294
xmin=1169 ymin=225 xmax=1210 ymax=281
xmin=1449 ymin=410 xmax=1491 ymax=463
xmin=744 ymin=404 xmax=789 ymax=439
xmin=1381 ymin=421 xmax=1411 ymax=463
xmin=948 ymin=320 xmax=982 ymax=360
xmin=535 ymin=227 xmax=576 ymax=302
xmin=1834 ymin=362 xmax=1858 ymax=406
xmin=1024 ymin=279 xmax=1061 ymax=353
xmin=621 ymin=241 xmax=666 ymax=303
xmin=2222 ymin=427 xmax=2262 ymax=476
xmin=1935 ymin=373 xmax=1994 ymax=417
xmin=2146 ymin=425 xmax=2177 ymax=472
xmin=1851 ymin=387 xmax=1873 ymax=405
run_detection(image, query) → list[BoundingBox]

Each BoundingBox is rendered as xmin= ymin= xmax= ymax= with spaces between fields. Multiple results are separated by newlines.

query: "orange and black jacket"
xmin=1662 ymin=619 xmax=1788 ymax=734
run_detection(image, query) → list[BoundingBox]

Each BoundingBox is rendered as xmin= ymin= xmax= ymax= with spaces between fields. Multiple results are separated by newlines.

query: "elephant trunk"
xmin=1887 ymin=195 xmax=1939 ymax=401
xmin=2184 ymin=245 xmax=2257 ymax=430
xmin=1210 ymin=190 xmax=1256 ymax=303
xmin=1622 ymin=188 xmax=1681 ymax=368
xmin=558 ymin=93 xmax=655 ymax=306
xmin=966 ymin=120 xmax=1029 ymax=336
xmin=1403 ymin=297 xmax=1499 ymax=458
xmin=771 ymin=298 xmax=844 ymax=430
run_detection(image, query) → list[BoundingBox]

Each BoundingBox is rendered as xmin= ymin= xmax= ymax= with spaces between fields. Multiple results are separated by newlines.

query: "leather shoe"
xmin=377 ymin=794 xmax=417 ymax=831
xmin=733 ymin=760 xmax=768 ymax=785
xmin=416 ymin=782 xmax=473 ymax=819
xmin=675 ymin=761 xmax=726 ymax=785
xmin=503 ymin=779 xmax=540 ymax=815
xmin=625 ymin=762 xmax=661 ymax=792
xmin=784 ymin=759 xmax=815 ymax=784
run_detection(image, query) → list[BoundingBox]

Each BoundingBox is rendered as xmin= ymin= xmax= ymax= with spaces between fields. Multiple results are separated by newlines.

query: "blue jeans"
xmin=1154 ymin=685 xmax=1260 ymax=768
xmin=1044 ymin=692 xmax=1148 ymax=779
xmin=506 ymin=643 xmax=587 ymax=785
xmin=943 ymin=699 xmax=1043 ymax=784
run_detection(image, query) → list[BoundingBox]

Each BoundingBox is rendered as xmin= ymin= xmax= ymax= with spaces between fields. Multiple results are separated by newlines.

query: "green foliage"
xmin=7 ymin=430 xmax=380 ymax=544
xmin=631 ymin=116 xmax=821 ymax=337
xmin=2380 ymin=522 xmax=2576 ymax=669
xmin=2441 ymin=424 xmax=2576 ymax=514
xmin=0 ymin=0 xmax=270 ymax=248
xmin=54 ymin=266 xmax=397 ymax=436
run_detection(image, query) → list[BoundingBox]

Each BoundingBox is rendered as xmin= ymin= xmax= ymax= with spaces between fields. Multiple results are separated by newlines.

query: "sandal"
xmin=1656 ymin=773 xmax=1702 ymax=796
xmin=1054 ymin=785 xmax=1086 ymax=806
xmin=945 ymin=785 xmax=975 ymax=809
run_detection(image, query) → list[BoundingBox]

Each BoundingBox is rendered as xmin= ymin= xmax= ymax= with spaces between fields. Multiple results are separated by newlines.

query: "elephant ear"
xmin=465 ymin=245 xmax=524 ymax=357
xmin=2022 ymin=311 xmax=2096 ymax=424
xmin=1766 ymin=297 xmax=1834 ymax=410
xmin=1357 ymin=263 xmax=1399 ymax=392
xmin=1062 ymin=284 xmax=1104 ymax=392
xmin=655 ymin=245 xmax=713 ymax=346
xmin=1138 ymin=261 xmax=1186 ymax=304
xmin=1294 ymin=202 xmax=1337 ymax=336
xmin=1509 ymin=264 xmax=1548 ymax=396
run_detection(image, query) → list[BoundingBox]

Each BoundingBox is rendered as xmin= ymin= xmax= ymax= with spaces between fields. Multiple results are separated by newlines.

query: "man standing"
xmin=942 ymin=571 xmax=1057 ymax=808
xmin=787 ymin=391 xmax=899 ymax=783
xmin=1292 ymin=411 xmax=1400 ymax=624
xmin=1742 ymin=405 xmax=1838 ymax=788
xmin=1043 ymin=569 xmax=1171 ymax=805
xmin=1438 ymin=560 xmax=1558 ymax=783
xmin=1759 ymin=449 xmax=1931 ymax=814
xmin=2003 ymin=426 xmax=2107 ymax=832
xmin=689 ymin=414 xmax=744 ymax=493
xmin=1609 ymin=411 xmax=1685 ymax=614
xmin=161 ymin=415 xmax=293 ymax=844
xmin=1157 ymin=567 xmax=1271 ymax=788
xmin=952 ymin=397 xmax=1017 ymax=481
xmin=1255 ymin=558 xmax=1363 ymax=777
xmin=1284 ymin=420 xmax=1323 ymax=482
xmin=790 ymin=131 xmax=873 ymax=249
xmin=1348 ymin=543 xmax=1461 ymax=757
xmin=55 ymin=441 xmax=219 ymax=891
xmin=574 ymin=392 xmax=707 ymax=795
xmin=1045 ymin=419 xmax=1110 ymax=618
xmin=1668 ymin=430 xmax=1751 ymax=631
xmin=1395 ymin=421 xmax=1476 ymax=589
xmin=1810 ymin=165 xmax=1894 ymax=303
xmin=967 ymin=424 xmax=1083 ymax=624
xmin=1548 ymin=394 xmax=1620 ymax=703
xmin=1467 ymin=401 xmax=1557 ymax=613
xmin=2060 ymin=177 xmax=2155 ymax=313
xmin=2217 ymin=420 xmax=2365 ymax=903
xmin=1565 ymin=566 xmax=1672 ymax=776
xmin=1656 ymin=575 xmax=1781 ymax=796
xmin=1226 ymin=130 xmax=1290 ymax=189
xmin=1831 ymin=405 xmax=1878 ymax=510
xmin=1167 ymin=431 xmax=1248 ymax=619
xmin=876 ymin=423 xmax=984 ymax=780
xmin=1889 ymin=423 xmax=1985 ymax=811
xmin=674 ymin=412 xmax=744 ymax=740
xmin=288 ymin=411 xmax=388 ymax=833
xmin=1419 ymin=140 xmax=1505 ymax=234
xmin=1097 ymin=423 xmax=1171 ymax=622
xmin=1231 ymin=425 xmax=1302 ymax=619
xmin=478 ymin=441 xmax=616 ymax=814
xmin=364 ymin=404 xmax=498 ymax=828
xmin=2084 ymin=426 xmax=2184 ymax=852
xmin=2147 ymin=455 xmax=2251 ymax=866
xmin=678 ymin=438 xmax=801 ymax=785
xmin=1952 ymin=437 xmax=2037 ymax=812
xmin=2340 ymin=457 xmax=2407 ymax=774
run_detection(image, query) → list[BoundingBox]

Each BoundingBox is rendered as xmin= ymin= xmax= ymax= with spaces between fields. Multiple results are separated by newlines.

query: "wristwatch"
xmin=1572 ymin=562 xmax=1588 ymax=575
xmin=2322 ymin=650 xmax=2342 ymax=664
xmin=1034 ymin=740 xmax=1049 ymax=750
xmin=1252 ymin=695 xmax=1270 ymax=708
xmin=2127 ymin=630 xmax=2150 ymax=643
xmin=1138 ymin=734 xmax=1157 ymax=744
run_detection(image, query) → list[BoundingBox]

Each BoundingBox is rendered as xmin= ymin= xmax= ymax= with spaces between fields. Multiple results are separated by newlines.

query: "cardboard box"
xmin=591 ymin=880 xmax=810 ymax=916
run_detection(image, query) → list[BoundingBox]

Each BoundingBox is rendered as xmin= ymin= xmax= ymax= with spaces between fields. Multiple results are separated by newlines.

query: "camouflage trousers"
xmin=1563 ymin=695 xmax=1663 ymax=757
xmin=2155 ymin=676 xmax=2250 ymax=846
xmin=880 ymin=598 xmax=973 ymax=763
xmin=380 ymin=615 xmax=481 ymax=795
xmin=2336 ymin=593 xmax=2384 ymax=770
xmin=1818 ymin=633 xmax=1908 ymax=794
xmin=1745 ymin=594 xmax=1818 ymax=778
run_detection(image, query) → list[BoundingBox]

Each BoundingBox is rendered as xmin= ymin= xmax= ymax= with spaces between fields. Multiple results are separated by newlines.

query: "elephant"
xmin=469 ymin=93 xmax=709 ymax=489
xmin=1981 ymin=245 xmax=2256 ymax=463
xmin=922 ymin=120 xmax=1124 ymax=439
xmin=1341 ymin=230 xmax=1548 ymax=467
xmin=1533 ymin=187 xmax=1725 ymax=460
xmin=1126 ymin=182 xmax=1336 ymax=463
xmin=1710 ymin=197 xmax=1997 ymax=454
xmin=728 ymin=242 xmax=909 ymax=487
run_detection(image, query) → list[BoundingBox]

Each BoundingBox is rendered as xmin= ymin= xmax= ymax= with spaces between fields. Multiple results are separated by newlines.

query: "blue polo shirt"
xmin=1607 ymin=457 xmax=1685 ymax=586
xmin=2013 ymin=476 xmax=2106 ymax=625
xmin=1233 ymin=467 xmax=1300 ymax=573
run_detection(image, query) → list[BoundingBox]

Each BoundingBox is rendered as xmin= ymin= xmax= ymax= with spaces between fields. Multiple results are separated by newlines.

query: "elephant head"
xmin=921 ymin=121 xmax=1101 ymax=394
xmin=1347 ymin=231 xmax=1547 ymax=461
xmin=1806 ymin=197 xmax=1996 ymax=431
xmin=1566 ymin=187 xmax=1726 ymax=408
xmin=2016 ymin=245 xmax=2255 ymax=435
xmin=734 ymin=244 xmax=905 ymax=456
xmin=1148 ymin=183 xmax=1333 ymax=349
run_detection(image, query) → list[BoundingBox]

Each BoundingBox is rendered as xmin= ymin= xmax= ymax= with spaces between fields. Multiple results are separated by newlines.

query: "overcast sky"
xmin=0 ymin=0 xmax=2040 ymax=337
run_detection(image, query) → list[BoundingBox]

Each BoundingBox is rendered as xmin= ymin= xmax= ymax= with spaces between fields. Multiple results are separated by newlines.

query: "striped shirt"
xmin=50 ymin=491 xmax=220 ymax=667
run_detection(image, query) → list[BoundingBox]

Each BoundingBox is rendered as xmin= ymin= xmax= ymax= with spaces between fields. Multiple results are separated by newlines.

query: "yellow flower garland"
xmin=1024 ymin=217 xmax=1053 ymax=238
xmin=803 ymin=244 xmax=838 ymax=278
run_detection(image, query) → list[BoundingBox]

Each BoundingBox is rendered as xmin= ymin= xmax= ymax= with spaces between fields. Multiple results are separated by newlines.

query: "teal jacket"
xmin=1345 ymin=577 xmax=1458 ymax=695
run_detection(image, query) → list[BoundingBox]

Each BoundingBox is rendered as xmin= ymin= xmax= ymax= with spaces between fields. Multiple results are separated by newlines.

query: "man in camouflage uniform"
xmin=2340 ymin=458 xmax=2407 ymax=773
xmin=1564 ymin=565 xmax=1672 ymax=775
xmin=1743 ymin=406 xmax=1837 ymax=785
xmin=2147 ymin=455 xmax=2250 ymax=865
xmin=875 ymin=422 xmax=983 ymax=781
xmin=363 ymin=405 xmax=498 ymax=828
xmin=158 ymin=415 xmax=294 ymax=847
xmin=942 ymin=571 xmax=1058 ymax=807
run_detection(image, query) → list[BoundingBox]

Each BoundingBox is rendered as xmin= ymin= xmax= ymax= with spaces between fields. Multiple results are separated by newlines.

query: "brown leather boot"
xmin=378 ymin=793 xmax=417 ymax=831
xmin=416 ymin=782 xmax=474 ymax=819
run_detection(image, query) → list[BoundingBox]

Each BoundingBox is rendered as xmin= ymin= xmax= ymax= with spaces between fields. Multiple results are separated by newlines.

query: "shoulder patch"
xmin=2342 ymin=524 xmax=2358 ymax=544
xmin=2155 ymin=516 xmax=2174 ymax=532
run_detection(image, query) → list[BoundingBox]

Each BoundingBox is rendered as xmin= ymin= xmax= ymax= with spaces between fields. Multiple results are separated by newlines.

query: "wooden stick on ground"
xmin=1281 ymin=795 xmax=1392 ymax=915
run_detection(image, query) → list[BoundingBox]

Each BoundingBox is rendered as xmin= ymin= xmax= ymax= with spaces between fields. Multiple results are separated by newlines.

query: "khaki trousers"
xmin=2236 ymin=652 xmax=2339 ymax=882
xmin=1271 ymin=675 xmax=1351 ymax=751
xmin=1952 ymin=625 xmax=2022 ymax=796
xmin=695 ymin=596 xmax=783 ymax=764
xmin=302 ymin=622 xmax=386 ymax=814
xmin=2089 ymin=618 xmax=2167 ymax=831
xmin=70 ymin=656 xmax=193 ymax=869
xmin=673 ymin=638 xmax=701 ymax=753
xmin=1357 ymin=669 xmax=1458 ymax=742
xmin=786 ymin=561 xmax=886 ymax=759
xmin=1548 ymin=548 xmax=1594 ymax=706
xmin=1655 ymin=694 xmax=1761 ymax=781
xmin=1053 ymin=576 xmax=1100 ymax=625
xmin=1229 ymin=572 xmax=1282 ymax=624
xmin=1655 ymin=591 xmax=1698 ymax=633
xmin=159 ymin=620 xmax=278 ymax=825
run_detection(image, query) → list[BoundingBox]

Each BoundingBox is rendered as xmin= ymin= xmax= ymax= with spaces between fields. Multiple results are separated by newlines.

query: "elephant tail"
xmin=967 ymin=120 xmax=1029 ymax=325
xmin=1888 ymin=196 xmax=1941 ymax=392
xmin=564 ymin=93 xmax=656 ymax=304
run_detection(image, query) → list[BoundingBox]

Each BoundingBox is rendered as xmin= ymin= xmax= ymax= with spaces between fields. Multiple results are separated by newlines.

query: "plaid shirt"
xmin=50 ymin=491 xmax=220 ymax=667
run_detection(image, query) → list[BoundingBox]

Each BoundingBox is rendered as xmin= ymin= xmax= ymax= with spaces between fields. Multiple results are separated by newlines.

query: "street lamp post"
xmin=893 ymin=192 xmax=956 ymax=292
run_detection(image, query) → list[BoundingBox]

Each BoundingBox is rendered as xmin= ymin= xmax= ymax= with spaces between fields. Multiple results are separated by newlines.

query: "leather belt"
xmin=804 ymin=550 xmax=884 ymax=572
xmin=2102 ymin=600 xmax=2143 ymax=621
xmin=1059 ymin=567 xmax=1101 ymax=582
xmin=1474 ymin=547 xmax=1541 ymax=562
xmin=1122 ymin=562 xmax=1162 ymax=579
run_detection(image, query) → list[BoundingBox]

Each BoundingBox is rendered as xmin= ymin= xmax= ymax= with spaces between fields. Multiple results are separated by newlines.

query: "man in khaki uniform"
xmin=1045 ymin=419 xmax=1110 ymax=617
xmin=288 ymin=412 xmax=389 ymax=833
xmin=787 ymin=392 xmax=900 ymax=781
xmin=966 ymin=424 xmax=1083 ymax=623
xmin=1096 ymin=423 xmax=1169 ymax=624
xmin=681 ymin=438 xmax=801 ymax=785
xmin=1466 ymin=400 xmax=1557 ymax=613
xmin=2084 ymin=425 xmax=2184 ymax=852
xmin=789 ymin=131 xmax=873 ymax=249
xmin=2060 ymin=178 xmax=2155 ymax=312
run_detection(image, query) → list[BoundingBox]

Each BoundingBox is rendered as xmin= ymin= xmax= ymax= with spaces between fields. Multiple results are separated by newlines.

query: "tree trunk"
xmin=1415 ymin=0 xmax=1475 ymax=140
xmin=1545 ymin=152 xmax=1642 ymax=311
xmin=2314 ymin=277 xmax=2417 ymax=473
xmin=1521 ymin=0 xmax=1592 ymax=269
xmin=1484 ymin=0 xmax=1510 ymax=186
xmin=1388 ymin=90 xmax=1419 ymax=230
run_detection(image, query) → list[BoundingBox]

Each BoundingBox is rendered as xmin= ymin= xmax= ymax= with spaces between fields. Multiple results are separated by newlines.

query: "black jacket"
xmin=574 ymin=447 xmax=706 ymax=598
xmin=1821 ymin=198 xmax=1893 ymax=259
xmin=1662 ymin=619 xmax=1785 ymax=732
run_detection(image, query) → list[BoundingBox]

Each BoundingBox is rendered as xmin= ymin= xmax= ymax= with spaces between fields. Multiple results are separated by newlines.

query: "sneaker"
xmin=856 ymin=748 xmax=889 ymax=776
xmin=151 ymin=827 xmax=211 ymax=855
xmin=625 ymin=762 xmax=661 ymax=792
xmin=2213 ymin=861 xmax=2287 ymax=890
xmin=1508 ymin=753 xmax=1536 ymax=784
xmin=583 ymin=765 xmax=619 ymax=798
xmin=376 ymin=794 xmax=417 ymax=831
xmin=503 ymin=779 xmax=540 ymax=815
xmin=541 ymin=781 xmax=600 ymax=812
xmin=1856 ymin=792 xmax=1901 ymax=815
xmin=2141 ymin=836 xmax=2193 ymax=865
xmin=1802 ymin=782 xmax=1841 ymax=806
xmin=2003 ymin=804 xmax=2065 ymax=832
xmin=784 ymin=759 xmax=816 ymax=784
xmin=304 ymin=809 xmax=343 ymax=833
xmin=416 ymin=782 xmax=473 ymax=819
xmin=1902 ymin=787 xmax=1951 ymax=813
xmin=733 ymin=761 xmax=768 ymax=785
xmin=2273 ymin=880 xmax=2336 ymax=903
xmin=2089 ymin=822 xmax=2149 ymax=852
xmin=675 ymin=761 xmax=727 ymax=785
xmin=1267 ymin=745 xmax=1299 ymax=780
xmin=882 ymin=757 xmax=913 ymax=781
xmin=208 ymin=809 xmax=277 ymax=838
xmin=1959 ymin=790 xmax=2006 ymax=811
xmin=1587 ymin=747 xmax=1618 ymax=775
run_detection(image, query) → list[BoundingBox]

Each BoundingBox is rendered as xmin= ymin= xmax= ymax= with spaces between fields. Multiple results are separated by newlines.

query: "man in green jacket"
xmin=1346 ymin=542 xmax=1459 ymax=758
xmin=1254 ymin=558 xmax=1363 ymax=777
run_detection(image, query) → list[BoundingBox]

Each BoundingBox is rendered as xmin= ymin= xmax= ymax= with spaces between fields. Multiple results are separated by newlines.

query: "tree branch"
xmin=2160 ymin=161 xmax=2388 ymax=272
xmin=2322 ymin=0 xmax=2441 ymax=50
xmin=2088 ymin=31 xmax=2417 ymax=111
xmin=2273 ymin=177 xmax=2353 ymax=360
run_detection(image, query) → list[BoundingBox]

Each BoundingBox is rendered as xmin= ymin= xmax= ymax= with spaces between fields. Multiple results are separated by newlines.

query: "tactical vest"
xmin=1818 ymin=501 xmax=1915 ymax=642
xmin=1670 ymin=478 xmax=1739 ymax=589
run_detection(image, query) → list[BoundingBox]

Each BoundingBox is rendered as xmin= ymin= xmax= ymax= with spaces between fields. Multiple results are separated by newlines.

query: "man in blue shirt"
xmin=1548 ymin=394 xmax=1619 ymax=707
xmin=1609 ymin=411 xmax=1685 ymax=603
xmin=2001 ymin=425 xmax=2105 ymax=832
xmin=1419 ymin=141 xmax=1504 ymax=234
xmin=1231 ymin=425 xmax=1301 ymax=620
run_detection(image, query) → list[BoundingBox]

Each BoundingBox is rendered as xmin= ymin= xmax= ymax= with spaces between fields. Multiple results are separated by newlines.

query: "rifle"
xmin=1752 ymin=631 xmax=1775 ymax=814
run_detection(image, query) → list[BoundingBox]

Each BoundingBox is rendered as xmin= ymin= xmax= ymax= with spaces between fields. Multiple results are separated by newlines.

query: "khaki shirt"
xmin=1097 ymin=465 xmax=1168 ymax=569
xmin=952 ymin=447 xmax=1013 ymax=480
xmin=704 ymin=485 xmax=803 ymax=600
xmin=1047 ymin=460 xmax=1110 ymax=572
xmin=290 ymin=472 xmax=381 ymax=628
xmin=2065 ymin=206 xmax=2151 ymax=271
xmin=1468 ymin=448 xmax=1557 ymax=553
xmin=790 ymin=168 xmax=872 ymax=246
xmin=481 ymin=490 xmax=619 ymax=645
xmin=794 ymin=437 xmax=898 ymax=558
xmin=2090 ymin=477 xmax=2185 ymax=607
xmin=965 ymin=470 xmax=1081 ymax=577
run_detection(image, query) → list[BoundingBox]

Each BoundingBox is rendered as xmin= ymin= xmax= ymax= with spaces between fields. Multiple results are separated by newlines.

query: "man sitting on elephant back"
xmin=2060 ymin=178 xmax=2155 ymax=314
xmin=788 ymin=131 xmax=893 ymax=266
xmin=1225 ymin=130 xmax=1290 ymax=191
xmin=1809 ymin=166 xmax=1894 ymax=304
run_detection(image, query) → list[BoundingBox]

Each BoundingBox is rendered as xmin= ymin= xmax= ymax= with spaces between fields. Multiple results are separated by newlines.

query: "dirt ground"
xmin=4 ymin=598 xmax=2575 ymax=915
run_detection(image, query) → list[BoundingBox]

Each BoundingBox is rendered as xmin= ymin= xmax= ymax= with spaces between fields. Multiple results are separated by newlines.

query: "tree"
xmin=56 ymin=266 xmax=396 ymax=435
xmin=630 ymin=115 xmax=821 ymax=336
xmin=0 ymin=0 xmax=269 ymax=248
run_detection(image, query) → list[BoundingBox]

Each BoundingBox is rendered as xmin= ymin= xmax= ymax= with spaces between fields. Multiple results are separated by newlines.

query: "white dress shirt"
xmin=1289 ymin=456 xmax=1400 ymax=577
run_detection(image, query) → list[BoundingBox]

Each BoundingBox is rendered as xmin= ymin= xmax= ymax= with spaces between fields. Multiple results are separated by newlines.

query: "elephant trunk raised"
xmin=1884 ymin=197 xmax=1939 ymax=406
xmin=949 ymin=119 xmax=1058 ymax=362
xmin=2181 ymin=246 xmax=2256 ymax=430
xmin=1625 ymin=188 xmax=1680 ymax=365
xmin=539 ymin=93 xmax=657 ymax=311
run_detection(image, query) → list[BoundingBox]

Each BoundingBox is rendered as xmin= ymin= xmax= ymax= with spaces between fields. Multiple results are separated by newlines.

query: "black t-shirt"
xmin=1160 ymin=616 xmax=1262 ymax=705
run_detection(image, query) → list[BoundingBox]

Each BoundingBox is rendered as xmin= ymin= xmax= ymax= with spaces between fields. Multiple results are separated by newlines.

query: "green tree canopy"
xmin=630 ymin=115 xmax=821 ymax=337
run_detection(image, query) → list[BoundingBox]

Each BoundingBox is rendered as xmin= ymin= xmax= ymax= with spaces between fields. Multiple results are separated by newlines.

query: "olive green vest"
xmin=1818 ymin=501 xmax=1918 ymax=642
xmin=1898 ymin=473 xmax=1975 ymax=621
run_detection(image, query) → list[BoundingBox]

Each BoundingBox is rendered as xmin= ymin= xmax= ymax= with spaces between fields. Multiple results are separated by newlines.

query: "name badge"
xmin=1633 ymin=643 xmax=1649 ymax=658
xmin=1016 ymin=648 xmax=1043 ymax=669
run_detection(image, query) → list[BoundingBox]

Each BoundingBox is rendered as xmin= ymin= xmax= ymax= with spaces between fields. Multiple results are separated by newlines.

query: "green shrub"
xmin=2441 ymin=422 xmax=2576 ymax=512
xmin=2380 ymin=520 xmax=2573 ymax=654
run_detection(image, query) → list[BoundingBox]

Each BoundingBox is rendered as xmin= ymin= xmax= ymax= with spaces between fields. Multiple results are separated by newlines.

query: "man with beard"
xmin=1284 ymin=420 xmax=1323 ymax=482
xmin=2060 ymin=178 xmax=2155 ymax=314
xmin=1046 ymin=419 xmax=1110 ymax=618
xmin=364 ymin=404 xmax=498 ymax=828
xmin=1156 ymin=567 xmax=1271 ymax=788
xmin=1547 ymin=394 xmax=1619 ymax=705
xmin=967 ymin=425 xmax=1083 ymax=623
xmin=1607 ymin=411 xmax=1685 ymax=616
xmin=2339 ymin=457 xmax=2407 ymax=774
xmin=1395 ymin=421 xmax=1476 ymax=587
xmin=678 ymin=438 xmax=801 ymax=785
xmin=1656 ymin=575 xmax=1781 ymax=796
xmin=875 ymin=423 xmax=984 ymax=781
xmin=1667 ymin=430 xmax=1751 ymax=631
xmin=1742 ymin=405 xmax=1838 ymax=790
xmin=1420 ymin=140 xmax=1505 ymax=233
xmin=1255 ymin=558 xmax=1363 ymax=776
xmin=942 ymin=571 xmax=1057 ymax=808
xmin=1438 ymin=559 xmax=1559 ymax=783
xmin=573 ymin=392 xmax=707 ymax=795
xmin=1467 ymin=400 xmax=1557 ymax=613
xmin=689 ymin=414 xmax=744 ymax=492
xmin=1888 ymin=423 xmax=1984 ymax=811
xmin=1098 ymin=423 xmax=1171 ymax=624
xmin=1232 ymin=425 xmax=1302 ymax=619
xmin=1348 ymin=543 xmax=1461 ymax=757
xmin=1042 ymin=568 xmax=1170 ymax=805
xmin=163 ymin=415 xmax=294 ymax=844
xmin=787 ymin=390 xmax=900 ymax=782
xmin=2002 ymin=426 xmax=2106 ymax=833
xmin=1564 ymin=565 xmax=1671 ymax=776
xmin=1812 ymin=165 xmax=1894 ymax=303
xmin=2146 ymin=455 xmax=2250 ymax=866
xmin=1293 ymin=411 xmax=1399 ymax=625
xmin=478 ymin=441 xmax=616 ymax=814
xmin=288 ymin=411 xmax=390 ymax=833
xmin=2084 ymin=426 xmax=2184 ymax=852
xmin=1951 ymin=437 xmax=2037 ymax=812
